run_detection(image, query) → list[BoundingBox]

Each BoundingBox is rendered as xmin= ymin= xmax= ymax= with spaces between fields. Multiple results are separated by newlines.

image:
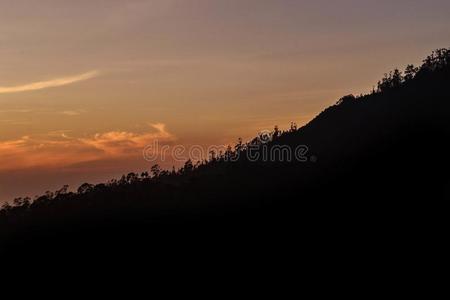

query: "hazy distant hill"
xmin=1 ymin=49 xmax=449 ymax=254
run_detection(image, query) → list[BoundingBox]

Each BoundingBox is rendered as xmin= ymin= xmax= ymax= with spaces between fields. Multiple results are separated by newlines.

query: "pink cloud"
xmin=0 ymin=123 xmax=175 ymax=171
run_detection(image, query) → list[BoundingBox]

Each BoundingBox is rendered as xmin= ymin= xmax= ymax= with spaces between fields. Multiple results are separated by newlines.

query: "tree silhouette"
xmin=183 ymin=159 xmax=194 ymax=173
xmin=151 ymin=164 xmax=162 ymax=178
xmin=404 ymin=64 xmax=418 ymax=81
xmin=1 ymin=48 xmax=449 ymax=254
xmin=77 ymin=183 xmax=94 ymax=194
xmin=336 ymin=94 xmax=356 ymax=106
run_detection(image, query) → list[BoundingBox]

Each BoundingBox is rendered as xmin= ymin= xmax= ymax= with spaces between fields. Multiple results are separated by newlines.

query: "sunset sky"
xmin=1 ymin=0 xmax=450 ymax=203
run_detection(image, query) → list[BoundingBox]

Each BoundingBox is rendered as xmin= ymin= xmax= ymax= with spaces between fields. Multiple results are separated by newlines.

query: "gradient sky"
xmin=1 ymin=0 xmax=450 ymax=203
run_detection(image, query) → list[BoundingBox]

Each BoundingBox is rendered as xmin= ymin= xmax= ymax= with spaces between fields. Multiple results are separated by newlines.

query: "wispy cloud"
xmin=0 ymin=123 xmax=176 ymax=171
xmin=0 ymin=70 xmax=100 ymax=94
xmin=0 ymin=108 xmax=86 ymax=116
xmin=61 ymin=110 xmax=84 ymax=116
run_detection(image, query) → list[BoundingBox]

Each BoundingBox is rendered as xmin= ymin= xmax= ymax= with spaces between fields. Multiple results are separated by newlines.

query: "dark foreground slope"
xmin=1 ymin=50 xmax=450 ymax=256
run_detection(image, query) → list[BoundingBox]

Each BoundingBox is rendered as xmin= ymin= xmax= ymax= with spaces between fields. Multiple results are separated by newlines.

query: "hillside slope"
xmin=1 ymin=49 xmax=449 ymax=254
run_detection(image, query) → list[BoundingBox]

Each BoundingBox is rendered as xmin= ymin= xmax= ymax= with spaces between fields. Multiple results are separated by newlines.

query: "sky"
xmin=1 ymin=0 xmax=450 ymax=203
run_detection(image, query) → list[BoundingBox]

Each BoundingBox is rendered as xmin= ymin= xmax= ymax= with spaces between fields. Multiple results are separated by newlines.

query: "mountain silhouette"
xmin=1 ymin=48 xmax=449 ymax=256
